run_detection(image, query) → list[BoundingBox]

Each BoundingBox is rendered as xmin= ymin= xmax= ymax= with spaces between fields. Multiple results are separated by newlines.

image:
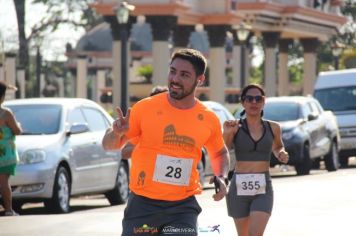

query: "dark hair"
xmin=240 ymin=83 xmax=265 ymax=102
xmin=0 ymin=81 xmax=7 ymax=98
xmin=239 ymin=83 xmax=265 ymax=120
xmin=150 ymin=85 xmax=168 ymax=96
xmin=170 ymin=48 xmax=207 ymax=76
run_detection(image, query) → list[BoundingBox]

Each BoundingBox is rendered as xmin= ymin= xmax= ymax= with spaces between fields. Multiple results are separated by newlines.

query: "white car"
xmin=314 ymin=69 xmax=356 ymax=167
xmin=3 ymin=98 xmax=129 ymax=213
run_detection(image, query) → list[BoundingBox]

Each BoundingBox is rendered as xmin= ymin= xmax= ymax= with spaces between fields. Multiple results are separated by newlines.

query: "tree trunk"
xmin=14 ymin=0 xmax=29 ymax=80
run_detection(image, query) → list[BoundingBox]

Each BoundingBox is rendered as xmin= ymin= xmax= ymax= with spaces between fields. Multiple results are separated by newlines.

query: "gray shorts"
xmin=226 ymin=172 xmax=273 ymax=219
xmin=122 ymin=192 xmax=202 ymax=236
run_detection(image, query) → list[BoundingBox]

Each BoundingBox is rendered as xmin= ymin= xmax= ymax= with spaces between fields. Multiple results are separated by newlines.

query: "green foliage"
xmin=342 ymin=0 xmax=356 ymax=23
xmin=289 ymin=64 xmax=303 ymax=84
xmin=249 ymin=64 xmax=263 ymax=85
xmin=226 ymin=67 xmax=232 ymax=84
xmin=137 ymin=64 xmax=153 ymax=83
xmin=288 ymin=41 xmax=303 ymax=62
xmin=341 ymin=48 xmax=356 ymax=69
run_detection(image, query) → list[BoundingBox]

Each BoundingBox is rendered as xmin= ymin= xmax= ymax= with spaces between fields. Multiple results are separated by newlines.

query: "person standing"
xmin=0 ymin=81 xmax=22 ymax=216
xmin=102 ymin=48 xmax=230 ymax=236
xmin=223 ymin=84 xmax=289 ymax=236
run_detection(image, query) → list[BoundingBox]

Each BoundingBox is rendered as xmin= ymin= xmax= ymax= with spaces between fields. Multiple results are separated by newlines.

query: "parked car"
xmin=263 ymin=96 xmax=340 ymax=175
xmin=199 ymin=101 xmax=235 ymax=185
xmin=313 ymin=68 xmax=356 ymax=167
xmin=2 ymin=98 xmax=129 ymax=213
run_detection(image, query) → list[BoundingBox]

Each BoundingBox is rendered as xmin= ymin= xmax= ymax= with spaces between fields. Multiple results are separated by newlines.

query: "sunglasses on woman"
xmin=243 ymin=95 xmax=264 ymax=103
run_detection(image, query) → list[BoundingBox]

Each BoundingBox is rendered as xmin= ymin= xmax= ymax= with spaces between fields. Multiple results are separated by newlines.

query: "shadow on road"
xmin=1 ymin=196 xmax=112 ymax=216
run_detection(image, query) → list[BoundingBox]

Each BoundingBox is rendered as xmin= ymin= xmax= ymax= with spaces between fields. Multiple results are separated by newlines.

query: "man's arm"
xmin=208 ymin=145 xmax=230 ymax=201
xmin=209 ymin=145 xmax=230 ymax=178
xmin=102 ymin=127 xmax=128 ymax=151
xmin=102 ymin=107 xmax=131 ymax=151
xmin=121 ymin=142 xmax=135 ymax=159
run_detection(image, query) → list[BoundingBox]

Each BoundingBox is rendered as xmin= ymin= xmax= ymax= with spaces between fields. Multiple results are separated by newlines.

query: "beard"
xmin=168 ymin=79 xmax=198 ymax=100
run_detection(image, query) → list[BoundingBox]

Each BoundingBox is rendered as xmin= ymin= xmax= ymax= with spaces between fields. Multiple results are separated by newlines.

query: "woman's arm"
xmin=5 ymin=110 xmax=22 ymax=135
xmin=270 ymin=121 xmax=289 ymax=164
xmin=223 ymin=120 xmax=239 ymax=149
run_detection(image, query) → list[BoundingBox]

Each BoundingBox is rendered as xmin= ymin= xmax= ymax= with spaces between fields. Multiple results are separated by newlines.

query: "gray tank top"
xmin=233 ymin=119 xmax=274 ymax=162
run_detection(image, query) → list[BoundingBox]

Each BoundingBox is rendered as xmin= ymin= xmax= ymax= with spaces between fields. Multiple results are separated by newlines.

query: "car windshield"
xmin=264 ymin=102 xmax=300 ymax=121
xmin=6 ymin=104 xmax=62 ymax=135
xmin=314 ymin=86 xmax=356 ymax=112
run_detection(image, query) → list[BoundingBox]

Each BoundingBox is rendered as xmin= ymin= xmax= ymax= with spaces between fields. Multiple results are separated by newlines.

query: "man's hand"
xmin=112 ymin=107 xmax=131 ymax=135
xmin=209 ymin=176 xmax=227 ymax=201
xmin=102 ymin=107 xmax=131 ymax=151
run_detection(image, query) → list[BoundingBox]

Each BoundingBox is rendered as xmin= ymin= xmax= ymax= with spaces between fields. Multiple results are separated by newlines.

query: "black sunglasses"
xmin=243 ymin=95 xmax=264 ymax=103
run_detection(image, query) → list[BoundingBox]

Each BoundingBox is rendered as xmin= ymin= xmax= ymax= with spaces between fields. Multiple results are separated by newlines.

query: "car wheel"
xmin=197 ymin=159 xmax=205 ymax=187
xmin=106 ymin=161 xmax=129 ymax=205
xmin=44 ymin=166 xmax=71 ymax=213
xmin=295 ymin=143 xmax=312 ymax=175
xmin=324 ymin=141 xmax=339 ymax=171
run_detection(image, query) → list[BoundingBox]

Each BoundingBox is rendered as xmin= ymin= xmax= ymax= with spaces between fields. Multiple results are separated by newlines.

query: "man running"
xmin=102 ymin=48 xmax=230 ymax=236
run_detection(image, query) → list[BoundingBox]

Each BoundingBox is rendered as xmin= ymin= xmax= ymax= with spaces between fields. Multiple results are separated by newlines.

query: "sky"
xmin=0 ymin=0 xmax=85 ymax=61
xmin=0 ymin=0 xmax=263 ymax=66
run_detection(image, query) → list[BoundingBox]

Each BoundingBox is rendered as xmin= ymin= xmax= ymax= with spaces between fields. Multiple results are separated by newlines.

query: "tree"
xmin=318 ymin=0 xmax=356 ymax=69
xmin=12 ymin=0 xmax=101 ymax=96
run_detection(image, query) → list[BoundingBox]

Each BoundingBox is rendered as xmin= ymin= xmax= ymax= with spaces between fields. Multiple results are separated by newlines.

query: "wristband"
xmin=216 ymin=175 xmax=229 ymax=185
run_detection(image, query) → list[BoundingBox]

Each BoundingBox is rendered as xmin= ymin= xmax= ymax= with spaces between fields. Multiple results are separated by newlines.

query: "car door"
xmin=309 ymin=100 xmax=331 ymax=157
xmin=81 ymin=107 xmax=119 ymax=189
xmin=66 ymin=107 xmax=101 ymax=193
xmin=301 ymin=102 xmax=320 ymax=158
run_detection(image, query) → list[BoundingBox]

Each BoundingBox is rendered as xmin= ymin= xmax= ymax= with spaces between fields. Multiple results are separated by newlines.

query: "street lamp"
xmin=331 ymin=40 xmax=344 ymax=70
xmin=115 ymin=1 xmax=135 ymax=114
xmin=235 ymin=23 xmax=251 ymax=88
xmin=236 ymin=23 xmax=250 ymax=43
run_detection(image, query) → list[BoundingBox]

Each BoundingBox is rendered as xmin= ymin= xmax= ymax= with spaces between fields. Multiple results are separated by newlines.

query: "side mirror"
xmin=307 ymin=113 xmax=318 ymax=121
xmin=67 ymin=123 xmax=89 ymax=136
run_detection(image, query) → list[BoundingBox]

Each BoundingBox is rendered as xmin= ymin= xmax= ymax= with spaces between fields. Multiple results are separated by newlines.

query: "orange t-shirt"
xmin=125 ymin=92 xmax=224 ymax=201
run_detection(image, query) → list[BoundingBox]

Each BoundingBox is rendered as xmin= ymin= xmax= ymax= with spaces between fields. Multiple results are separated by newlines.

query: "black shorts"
xmin=226 ymin=172 xmax=274 ymax=219
xmin=122 ymin=193 xmax=202 ymax=236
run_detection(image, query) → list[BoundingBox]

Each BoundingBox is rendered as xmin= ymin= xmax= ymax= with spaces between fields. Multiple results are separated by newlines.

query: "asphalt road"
xmin=1 ymin=161 xmax=356 ymax=236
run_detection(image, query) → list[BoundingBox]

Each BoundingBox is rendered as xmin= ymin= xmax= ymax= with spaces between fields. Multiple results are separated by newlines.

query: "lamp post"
xmin=235 ymin=23 xmax=251 ymax=88
xmin=331 ymin=40 xmax=343 ymax=70
xmin=115 ymin=1 xmax=134 ymax=114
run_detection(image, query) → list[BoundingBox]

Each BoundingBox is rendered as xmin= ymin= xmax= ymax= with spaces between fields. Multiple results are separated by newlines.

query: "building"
xmin=66 ymin=0 xmax=347 ymax=110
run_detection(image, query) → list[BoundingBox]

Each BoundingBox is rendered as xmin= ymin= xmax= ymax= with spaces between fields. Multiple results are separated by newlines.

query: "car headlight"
xmin=19 ymin=149 xmax=46 ymax=164
xmin=282 ymin=130 xmax=295 ymax=140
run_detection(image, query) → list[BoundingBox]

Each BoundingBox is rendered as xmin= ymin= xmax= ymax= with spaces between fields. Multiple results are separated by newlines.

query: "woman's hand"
xmin=277 ymin=150 xmax=289 ymax=164
xmin=223 ymin=120 xmax=239 ymax=148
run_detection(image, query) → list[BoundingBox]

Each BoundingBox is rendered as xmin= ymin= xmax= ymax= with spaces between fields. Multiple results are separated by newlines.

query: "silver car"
xmin=4 ymin=98 xmax=129 ymax=213
xmin=199 ymin=101 xmax=236 ymax=185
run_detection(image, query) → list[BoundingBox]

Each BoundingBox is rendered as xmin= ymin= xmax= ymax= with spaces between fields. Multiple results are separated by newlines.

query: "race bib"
xmin=235 ymin=173 xmax=266 ymax=196
xmin=153 ymin=154 xmax=193 ymax=186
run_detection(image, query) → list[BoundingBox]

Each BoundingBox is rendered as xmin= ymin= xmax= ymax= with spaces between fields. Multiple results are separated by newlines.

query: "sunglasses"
xmin=243 ymin=95 xmax=264 ymax=103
